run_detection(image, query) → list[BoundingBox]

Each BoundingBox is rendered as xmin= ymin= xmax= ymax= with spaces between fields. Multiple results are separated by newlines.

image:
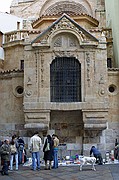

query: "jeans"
xmin=53 ymin=148 xmax=58 ymax=168
xmin=18 ymin=147 xmax=24 ymax=164
xmin=10 ymin=153 xmax=18 ymax=170
xmin=32 ymin=152 xmax=40 ymax=170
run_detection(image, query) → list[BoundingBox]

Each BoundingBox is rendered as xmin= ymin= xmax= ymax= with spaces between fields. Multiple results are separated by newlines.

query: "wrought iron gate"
xmin=50 ymin=57 xmax=81 ymax=102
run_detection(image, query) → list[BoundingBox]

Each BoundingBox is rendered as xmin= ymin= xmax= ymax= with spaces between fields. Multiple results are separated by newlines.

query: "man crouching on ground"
xmin=90 ymin=146 xmax=103 ymax=165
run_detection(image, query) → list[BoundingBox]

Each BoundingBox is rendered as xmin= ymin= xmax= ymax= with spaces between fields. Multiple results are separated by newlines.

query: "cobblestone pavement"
xmin=0 ymin=164 xmax=119 ymax=180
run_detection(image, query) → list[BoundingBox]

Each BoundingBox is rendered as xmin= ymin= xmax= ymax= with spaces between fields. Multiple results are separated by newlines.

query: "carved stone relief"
xmin=40 ymin=52 xmax=44 ymax=88
xmin=53 ymin=50 xmax=75 ymax=57
xmin=86 ymin=52 xmax=90 ymax=87
xmin=40 ymin=17 xmax=90 ymax=45
xmin=24 ymin=90 xmax=32 ymax=97
xmin=99 ymin=74 xmax=104 ymax=84
xmin=27 ymin=77 xmax=32 ymax=85
xmin=35 ymin=50 xmax=39 ymax=82
xmin=43 ymin=1 xmax=89 ymax=16
xmin=54 ymin=37 xmax=62 ymax=47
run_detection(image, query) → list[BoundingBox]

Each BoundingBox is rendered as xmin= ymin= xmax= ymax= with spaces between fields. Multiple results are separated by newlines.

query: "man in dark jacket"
xmin=17 ymin=137 xmax=25 ymax=164
xmin=0 ymin=139 xmax=10 ymax=175
xmin=90 ymin=146 xmax=103 ymax=165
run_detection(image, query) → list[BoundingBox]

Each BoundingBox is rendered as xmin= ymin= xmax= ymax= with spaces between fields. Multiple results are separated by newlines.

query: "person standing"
xmin=17 ymin=137 xmax=25 ymax=164
xmin=90 ymin=146 xmax=103 ymax=165
xmin=115 ymin=143 xmax=119 ymax=160
xmin=52 ymin=134 xmax=59 ymax=169
xmin=10 ymin=135 xmax=19 ymax=171
xmin=0 ymin=139 xmax=10 ymax=176
xmin=43 ymin=135 xmax=54 ymax=170
xmin=29 ymin=132 xmax=42 ymax=171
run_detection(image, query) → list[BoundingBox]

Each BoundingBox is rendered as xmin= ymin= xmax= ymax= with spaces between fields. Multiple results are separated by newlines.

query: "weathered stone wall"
xmin=0 ymin=72 xmax=25 ymax=137
xmin=3 ymin=45 xmax=24 ymax=70
xmin=107 ymin=70 xmax=119 ymax=143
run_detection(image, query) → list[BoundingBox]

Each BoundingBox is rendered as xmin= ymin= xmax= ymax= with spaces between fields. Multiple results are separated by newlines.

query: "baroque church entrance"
xmin=50 ymin=57 xmax=83 ymax=153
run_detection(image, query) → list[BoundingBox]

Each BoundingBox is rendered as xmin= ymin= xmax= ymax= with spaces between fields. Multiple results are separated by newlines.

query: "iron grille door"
xmin=50 ymin=57 xmax=81 ymax=102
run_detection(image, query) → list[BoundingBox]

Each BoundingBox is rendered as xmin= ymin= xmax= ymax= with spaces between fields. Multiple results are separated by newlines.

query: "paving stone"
xmin=0 ymin=164 xmax=119 ymax=180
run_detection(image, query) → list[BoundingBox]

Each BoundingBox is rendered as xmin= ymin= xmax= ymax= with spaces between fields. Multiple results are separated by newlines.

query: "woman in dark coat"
xmin=43 ymin=135 xmax=54 ymax=170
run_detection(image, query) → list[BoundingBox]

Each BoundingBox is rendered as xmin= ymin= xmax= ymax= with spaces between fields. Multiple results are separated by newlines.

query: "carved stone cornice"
xmin=53 ymin=50 xmax=75 ymax=57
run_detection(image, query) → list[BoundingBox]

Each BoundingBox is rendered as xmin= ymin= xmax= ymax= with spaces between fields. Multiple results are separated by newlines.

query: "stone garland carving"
xmin=93 ymin=53 xmax=96 ymax=80
xmin=40 ymin=52 xmax=44 ymax=88
xmin=86 ymin=52 xmax=90 ymax=87
xmin=35 ymin=50 xmax=39 ymax=82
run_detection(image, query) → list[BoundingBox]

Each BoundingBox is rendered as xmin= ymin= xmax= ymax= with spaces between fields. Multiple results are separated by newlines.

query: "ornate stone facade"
xmin=0 ymin=0 xmax=119 ymax=156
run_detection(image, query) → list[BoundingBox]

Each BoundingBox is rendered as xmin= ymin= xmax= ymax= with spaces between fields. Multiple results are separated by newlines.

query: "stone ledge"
xmin=84 ymin=123 xmax=107 ymax=130
xmin=24 ymin=123 xmax=49 ymax=130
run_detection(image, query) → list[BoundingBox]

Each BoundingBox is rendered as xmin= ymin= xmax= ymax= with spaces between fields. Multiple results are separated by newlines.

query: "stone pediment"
xmin=31 ymin=13 xmax=98 ymax=47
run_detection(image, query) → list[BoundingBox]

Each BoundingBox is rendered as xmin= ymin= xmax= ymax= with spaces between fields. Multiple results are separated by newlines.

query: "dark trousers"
xmin=1 ymin=160 xmax=9 ymax=175
xmin=94 ymin=154 xmax=103 ymax=165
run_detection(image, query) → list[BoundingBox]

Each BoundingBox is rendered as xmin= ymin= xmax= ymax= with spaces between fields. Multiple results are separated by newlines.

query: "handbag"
xmin=44 ymin=139 xmax=50 ymax=152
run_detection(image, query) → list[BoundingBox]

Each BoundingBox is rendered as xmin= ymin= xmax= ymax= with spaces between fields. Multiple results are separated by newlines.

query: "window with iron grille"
xmin=20 ymin=60 xmax=24 ymax=70
xmin=50 ymin=57 xmax=81 ymax=102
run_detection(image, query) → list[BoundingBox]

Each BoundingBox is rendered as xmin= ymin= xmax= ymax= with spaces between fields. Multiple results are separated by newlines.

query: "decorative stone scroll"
xmin=24 ymin=90 xmax=32 ymax=97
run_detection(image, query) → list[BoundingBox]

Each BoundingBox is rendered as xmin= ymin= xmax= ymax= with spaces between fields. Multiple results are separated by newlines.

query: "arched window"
xmin=50 ymin=57 xmax=81 ymax=102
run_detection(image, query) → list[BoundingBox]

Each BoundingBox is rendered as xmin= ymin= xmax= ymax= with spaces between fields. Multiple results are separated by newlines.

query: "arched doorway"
xmin=50 ymin=56 xmax=81 ymax=102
